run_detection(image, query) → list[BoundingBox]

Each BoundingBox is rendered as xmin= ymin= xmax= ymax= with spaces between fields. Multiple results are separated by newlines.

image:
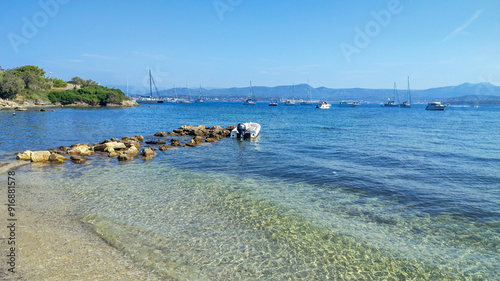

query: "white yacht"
xmin=425 ymin=102 xmax=447 ymax=110
xmin=230 ymin=122 xmax=261 ymax=139
xmin=316 ymin=101 xmax=331 ymax=109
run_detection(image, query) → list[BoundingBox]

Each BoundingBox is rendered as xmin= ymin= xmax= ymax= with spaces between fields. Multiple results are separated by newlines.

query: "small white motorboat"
xmin=230 ymin=122 xmax=261 ymax=139
xmin=425 ymin=102 xmax=447 ymax=110
xmin=316 ymin=101 xmax=331 ymax=109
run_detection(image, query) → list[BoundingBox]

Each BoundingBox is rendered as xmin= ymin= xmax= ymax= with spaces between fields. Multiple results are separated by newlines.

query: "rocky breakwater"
xmin=167 ymin=125 xmax=235 ymax=147
xmin=14 ymin=125 xmax=236 ymax=164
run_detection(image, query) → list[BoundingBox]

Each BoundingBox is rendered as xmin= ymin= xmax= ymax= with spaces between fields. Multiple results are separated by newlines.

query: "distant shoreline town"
xmin=1 ymin=65 xmax=500 ymax=109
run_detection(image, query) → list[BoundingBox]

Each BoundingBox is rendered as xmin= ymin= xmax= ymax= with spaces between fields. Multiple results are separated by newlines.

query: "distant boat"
xmin=137 ymin=70 xmax=163 ymax=104
xmin=136 ymin=96 xmax=158 ymax=103
xmin=382 ymin=82 xmax=400 ymax=107
xmin=400 ymin=76 xmax=412 ymax=108
xmin=425 ymin=102 xmax=447 ymax=110
xmin=300 ymin=82 xmax=313 ymax=105
xmin=243 ymin=81 xmax=256 ymax=105
xmin=230 ymin=122 xmax=261 ymax=139
xmin=165 ymin=85 xmax=178 ymax=103
xmin=285 ymin=83 xmax=298 ymax=106
xmin=316 ymin=101 xmax=331 ymax=109
xmin=268 ymin=101 xmax=278 ymax=106
xmin=177 ymin=82 xmax=192 ymax=103
xmin=195 ymin=84 xmax=204 ymax=103
xmin=339 ymin=101 xmax=359 ymax=107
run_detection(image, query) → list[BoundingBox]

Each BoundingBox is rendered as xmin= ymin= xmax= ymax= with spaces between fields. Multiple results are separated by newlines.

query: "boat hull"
xmin=230 ymin=122 xmax=261 ymax=139
xmin=426 ymin=102 xmax=447 ymax=110
xmin=316 ymin=102 xmax=331 ymax=109
xmin=339 ymin=101 xmax=359 ymax=107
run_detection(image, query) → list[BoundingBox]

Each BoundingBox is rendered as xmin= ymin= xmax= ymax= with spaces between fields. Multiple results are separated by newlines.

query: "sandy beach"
xmin=1 ymin=162 xmax=162 ymax=280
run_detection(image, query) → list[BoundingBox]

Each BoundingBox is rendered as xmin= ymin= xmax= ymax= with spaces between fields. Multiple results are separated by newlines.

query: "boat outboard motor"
xmin=237 ymin=123 xmax=247 ymax=138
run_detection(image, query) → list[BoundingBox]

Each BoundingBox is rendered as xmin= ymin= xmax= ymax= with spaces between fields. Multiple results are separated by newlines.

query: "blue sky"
xmin=1 ymin=0 xmax=499 ymax=92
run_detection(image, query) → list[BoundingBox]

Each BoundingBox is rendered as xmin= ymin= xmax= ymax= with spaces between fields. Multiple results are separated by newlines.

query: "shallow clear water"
xmin=2 ymin=103 xmax=500 ymax=280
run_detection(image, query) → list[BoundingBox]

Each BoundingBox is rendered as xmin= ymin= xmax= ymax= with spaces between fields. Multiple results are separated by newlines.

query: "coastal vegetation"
xmin=0 ymin=65 xmax=131 ymax=106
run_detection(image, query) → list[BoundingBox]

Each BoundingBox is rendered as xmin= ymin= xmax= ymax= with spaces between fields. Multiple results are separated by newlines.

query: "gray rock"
xmin=70 ymin=155 xmax=86 ymax=164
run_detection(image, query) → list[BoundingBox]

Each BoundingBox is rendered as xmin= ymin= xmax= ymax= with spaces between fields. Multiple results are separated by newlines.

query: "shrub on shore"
xmin=0 ymin=65 xmax=129 ymax=105
xmin=48 ymin=85 xmax=127 ymax=105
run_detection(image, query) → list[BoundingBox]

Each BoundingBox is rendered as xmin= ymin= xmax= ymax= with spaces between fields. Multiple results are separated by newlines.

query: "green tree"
xmin=10 ymin=65 xmax=49 ymax=91
xmin=70 ymin=76 xmax=85 ymax=85
xmin=0 ymin=70 xmax=25 ymax=99
xmin=52 ymin=78 xmax=68 ymax=88
xmin=82 ymin=79 xmax=98 ymax=87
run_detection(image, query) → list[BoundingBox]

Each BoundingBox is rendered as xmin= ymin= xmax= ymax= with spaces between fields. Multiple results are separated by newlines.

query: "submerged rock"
xmin=123 ymin=140 xmax=141 ymax=149
xmin=170 ymin=139 xmax=181 ymax=146
xmin=123 ymin=146 xmax=139 ymax=155
xmin=117 ymin=153 xmax=133 ymax=161
xmin=68 ymin=143 xmax=93 ymax=156
xmin=141 ymin=148 xmax=157 ymax=159
xmin=159 ymin=145 xmax=174 ymax=151
xmin=48 ymin=148 xmax=65 ymax=154
xmin=48 ymin=153 xmax=66 ymax=163
xmin=108 ymin=151 xmax=120 ymax=157
xmin=192 ymin=136 xmax=205 ymax=144
xmin=59 ymin=146 xmax=69 ymax=152
xmin=154 ymin=132 xmax=168 ymax=137
xmin=145 ymin=140 xmax=166 ymax=145
xmin=70 ymin=155 xmax=86 ymax=164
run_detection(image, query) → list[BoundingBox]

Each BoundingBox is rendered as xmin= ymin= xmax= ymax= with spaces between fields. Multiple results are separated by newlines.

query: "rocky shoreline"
xmin=0 ymin=98 xmax=139 ymax=110
xmin=15 ymin=124 xmax=236 ymax=164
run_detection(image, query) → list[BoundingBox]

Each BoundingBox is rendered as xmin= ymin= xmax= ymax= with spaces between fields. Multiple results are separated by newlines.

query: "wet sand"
xmin=1 ymin=162 xmax=162 ymax=280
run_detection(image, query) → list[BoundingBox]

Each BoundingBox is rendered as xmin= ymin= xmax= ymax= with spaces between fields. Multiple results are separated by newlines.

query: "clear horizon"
xmin=1 ymin=0 xmax=499 ymax=91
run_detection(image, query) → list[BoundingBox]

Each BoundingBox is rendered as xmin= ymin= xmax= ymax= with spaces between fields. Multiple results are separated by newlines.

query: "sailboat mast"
xmin=408 ymin=76 xmax=411 ymax=104
xmin=394 ymin=82 xmax=400 ymax=103
xmin=149 ymin=70 xmax=153 ymax=98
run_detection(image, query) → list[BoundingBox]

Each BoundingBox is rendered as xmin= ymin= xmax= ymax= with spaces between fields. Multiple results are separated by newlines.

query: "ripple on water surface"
xmin=23 ymin=160 xmax=500 ymax=280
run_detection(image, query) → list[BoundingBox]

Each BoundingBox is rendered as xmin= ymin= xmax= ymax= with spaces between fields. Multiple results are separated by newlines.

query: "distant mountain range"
xmin=113 ymin=82 xmax=500 ymax=104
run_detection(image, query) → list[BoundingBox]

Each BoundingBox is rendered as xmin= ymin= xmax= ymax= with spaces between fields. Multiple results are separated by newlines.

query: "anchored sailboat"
xmin=244 ymin=81 xmax=256 ymax=105
xmin=137 ymin=70 xmax=162 ymax=103
xmin=177 ymin=82 xmax=192 ymax=103
xmin=382 ymin=82 xmax=400 ymax=107
xmin=400 ymin=76 xmax=411 ymax=108
xmin=285 ymin=84 xmax=298 ymax=106
xmin=195 ymin=84 xmax=204 ymax=103
xmin=300 ymin=80 xmax=313 ymax=105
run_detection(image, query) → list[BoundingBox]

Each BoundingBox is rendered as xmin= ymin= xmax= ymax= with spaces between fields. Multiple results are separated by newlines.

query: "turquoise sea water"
xmin=1 ymin=103 xmax=499 ymax=280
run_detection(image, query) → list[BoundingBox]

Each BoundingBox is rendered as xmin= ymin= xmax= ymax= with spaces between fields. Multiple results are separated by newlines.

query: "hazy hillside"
xmin=115 ymin=82 xmax=500 ymax=103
